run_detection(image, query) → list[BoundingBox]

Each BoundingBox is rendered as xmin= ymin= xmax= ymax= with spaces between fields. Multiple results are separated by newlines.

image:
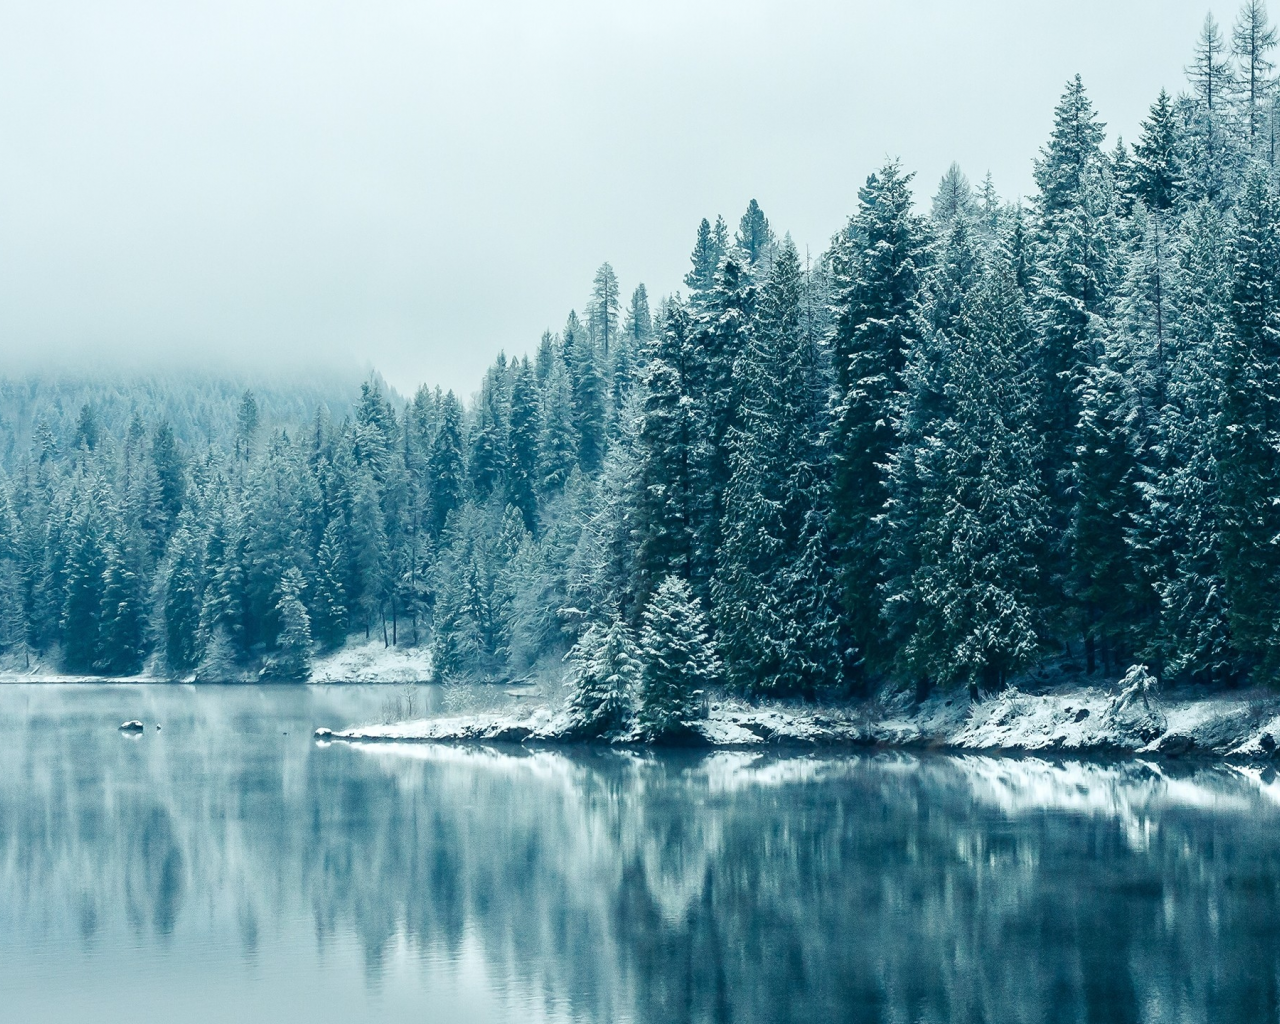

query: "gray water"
xmin=1 ymin=684 xmax=1278 ymax=1024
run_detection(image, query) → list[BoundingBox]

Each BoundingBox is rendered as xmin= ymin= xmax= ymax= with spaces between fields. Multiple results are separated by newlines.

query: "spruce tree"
xmin=506 ymin=357 xmax=541 ymax=532
xmin=60 ymin=505 xmax=106 ymax=672
xmin=538 ymin=357 xmax=578 ymax=494
xmin=884 ymin=264 xmax=1049 ymax=697
xmin=829 ymin=160 xmax=926 ymax=679
xmin=1217 ymin=164 xmax=1280 ymax=668
xmin=637 ymin=575 xmax=718 ymax=740
xmin=272 ymin=567 xmax=313 ymax=680
xmin=684 ymin=218 xmax=726 ymax=302
xmin=428 ymin=391 xmax=465 ymax=539
xmin=713 ymin=240 xmax=840 ymax=696
xmin=586 ymin=262 xmax=621 ymax=356
xmin=564 ymin=617 xmax=639 ymax=738
xmin=164 ymin=523 xmax=203 ymax=675
xmin=736 ymin=199 xmax=774 ymax=265
xmin=311 ymin=517 xmax=349 ymax=649
xmin=98 ymin=528 xmax=146 ymax=675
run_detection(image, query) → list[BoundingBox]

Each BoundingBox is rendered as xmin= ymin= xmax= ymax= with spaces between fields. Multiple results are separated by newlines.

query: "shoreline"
xmin=320 ymin=681 xmax=1280 ymax=764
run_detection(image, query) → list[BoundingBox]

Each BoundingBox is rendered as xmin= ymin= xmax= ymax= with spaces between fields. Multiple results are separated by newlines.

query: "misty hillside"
xmin=3 ymin=8 xmax=1280 ymax=715
xmin=0 ymin=367 xmax=380 ymax=472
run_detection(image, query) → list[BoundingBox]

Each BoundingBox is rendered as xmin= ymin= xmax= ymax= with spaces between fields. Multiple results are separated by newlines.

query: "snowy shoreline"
xmin=320 ymin=680 xmax=1280 ymax=763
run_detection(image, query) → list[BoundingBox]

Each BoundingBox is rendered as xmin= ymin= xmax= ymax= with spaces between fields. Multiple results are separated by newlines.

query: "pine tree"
xmin=736 ymin=199 xmax=774 ymax=265
xmin=271 ymin=567 xmax=312 ymax=680
xmin=884 ymin=264 xmax=1049 ymax=698
xmin=163 ymin=523 xmax=203 ymax=675
xmin=1133 ymin=90 xmax=1185 ymax=213
xmin=636 ymin=575 xmax=718 ymax=740
xmin=61 ymin=503 xmax=107 ymax=672
xmin=1217 ymin=164 xmax=1280 ymax=669
xmin=1143 ymin=201 xmax=1234 ymax=681
xmin=714 ymin=240 xmax=841 ymax=696
xmin=562 ymin=313 xmax=606 ymax=474
xmin=506 ymin=357 xmax=541 ymax=531
xmin=1232 ymin=0 xmax=1277 ymax=150
xmin=586 ymin=262 xmax=621 ymax=356
xmin=829 ymin=160 xmax=926 ymax=679
xmin=564 ymin=617 xmax=639 ymax=738
xmin=97 ymin=527 xmax=146 ymax=675
xmin=428 ymin=391 xmax=465 ymax=539
xmin=469 ymin=365 xmax=509 ymax=502
xmin=931 ymin=163 xmax=975 ymax=225
xmin=631 ymin=302 xmax=705 ymax=610
xmin=311 ymin=517 xmax=349 ymax=649
xmin=538 ymin=356 xmax=578 ymax=494
xmin=684 ymin=218 xmax=726 ymax=301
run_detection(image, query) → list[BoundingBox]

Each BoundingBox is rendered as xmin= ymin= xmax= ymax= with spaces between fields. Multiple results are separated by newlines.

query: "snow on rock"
xmin=308 ymin=639 xmax=433 ymax=684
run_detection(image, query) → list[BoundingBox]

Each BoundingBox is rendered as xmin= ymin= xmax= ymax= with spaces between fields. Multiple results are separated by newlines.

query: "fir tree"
xmin=1217 ymin=164 xmax=1280 ymax=668
xmin=636 ymin=575 xmax=718 ymax=740
xmin=713 ymin=240 xmax=841 ymax=696
xmin=163 ymin=523 xmax=203 ymax=675
xmin=311 ymin=517 xmax=349 ymax=649
xmin=829 ymin=160 xmax=926 ymax=679
xmin=61 ymin=505 xmax=106 ymax=672
xmin=564 ymin=616 xmax=639 ymax=738
xmin=506 ymin=357 xmax=541 ymax=532
xmin=736 ymin=199 xmax=774 ymax=265
xmin=428 ymin=391 xmax=465 ymax=539
xmin=587 ymin=262 xmax=621 ymax=356
xmin=271 ymin=567 xmax=312 ymax=680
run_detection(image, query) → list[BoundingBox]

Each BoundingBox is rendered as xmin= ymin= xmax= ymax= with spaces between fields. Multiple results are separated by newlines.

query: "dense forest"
xmin=4 ymin=6 xmax=1280 ymax=708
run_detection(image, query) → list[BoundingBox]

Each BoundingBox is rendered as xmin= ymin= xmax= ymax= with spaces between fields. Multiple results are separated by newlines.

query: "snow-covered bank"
xmin=324 ymin=673 xmax=1280 ymax=763
xmin=0 ymin=638 xmax=433 ymax=684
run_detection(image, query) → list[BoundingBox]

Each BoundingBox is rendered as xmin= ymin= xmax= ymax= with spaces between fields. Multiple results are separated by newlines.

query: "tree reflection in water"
xmin=1 ymin=684 xmax=1278 ymax=1023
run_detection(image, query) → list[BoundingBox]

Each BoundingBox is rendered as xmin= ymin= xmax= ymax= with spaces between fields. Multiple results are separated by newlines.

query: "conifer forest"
xmin=7 ymin=7 xmax=1280 ymax=705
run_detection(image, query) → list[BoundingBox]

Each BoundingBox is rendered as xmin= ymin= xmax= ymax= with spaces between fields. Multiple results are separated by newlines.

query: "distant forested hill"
xmin=0 ymin=368 xmax=373 ymax=471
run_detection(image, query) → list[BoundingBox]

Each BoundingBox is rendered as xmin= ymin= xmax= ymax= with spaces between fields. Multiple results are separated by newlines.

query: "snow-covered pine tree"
xmin=885 ymin=261 xmax=1050 ymax=699
xmin=562 ymin=312 xmax=606 ymax=474
xmin=61 ymin=502 xmax=106 ymax=672
xmin=272 ymin=566 xmax=312 ymax=681
xmin=163 ymin=521 xmax=203 ymax=675
xmin=1217 ymin=163 xmax=1280 ymax=671
xmin=637 ymin=575 xmax=718 ymax=740
xmin=1143 ymin=201 xmax=1234 ymax=682
xmin=506 ymin=357 xmax=541 ymax=532
xmin=428 ymin=390 xmax=465 ymax=539
xmin=829 ymin=160 xmax=926 ymax=680
xmin=736 ymin=199 xmax=774 ymax=266
xmin=97 ymin=523 xmax=147 ymax=675
xmin=538 ymin=355 xmax=578 ymax=494
xmin=630 ymin=302 xmax=706 ymax=611
xmin=714 ymin=239 xmax=841 ymax=697
xmin=311 ymin=517 xmax=349 ymax=649
xmin=586 ymin=262 xmax=621 ymax=357
xmin=684 ymin=218 xmax=726 ymax=304
xmin=564 ymin=616 xmax=639 ymax=738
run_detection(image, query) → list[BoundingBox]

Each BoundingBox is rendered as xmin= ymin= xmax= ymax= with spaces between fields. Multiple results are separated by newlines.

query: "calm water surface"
xmin=1 ymin=683 xmax=1278 ymax=1023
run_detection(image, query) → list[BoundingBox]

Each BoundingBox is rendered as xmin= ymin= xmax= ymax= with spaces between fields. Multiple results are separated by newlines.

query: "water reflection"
xmin=1 ymin=685 xmax=1279 ymax=1023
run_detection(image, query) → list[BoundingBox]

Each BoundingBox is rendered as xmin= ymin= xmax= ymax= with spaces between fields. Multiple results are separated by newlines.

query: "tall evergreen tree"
xmin=829 ymin=160 xmax=926 ymax=679
xmin=714 ymin=240 xmax=841 ymax=696
xmin=636 ymin=575 xmax=718 ymax=740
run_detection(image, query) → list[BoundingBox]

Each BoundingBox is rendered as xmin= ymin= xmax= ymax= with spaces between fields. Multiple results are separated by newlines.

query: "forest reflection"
xmin=1 ymin=685 xmax=1279 ymax=1024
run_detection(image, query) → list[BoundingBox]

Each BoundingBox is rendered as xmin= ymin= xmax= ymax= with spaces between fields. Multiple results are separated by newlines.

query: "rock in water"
xmin=119 ymin=720 xmax=144 ymax=732
xmin=313 ymin=727 xmax=333 ymax=739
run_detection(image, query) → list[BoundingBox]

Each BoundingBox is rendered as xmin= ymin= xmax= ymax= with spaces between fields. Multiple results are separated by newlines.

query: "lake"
xmin=1 ymin=683 xmax=1278 ymax=1023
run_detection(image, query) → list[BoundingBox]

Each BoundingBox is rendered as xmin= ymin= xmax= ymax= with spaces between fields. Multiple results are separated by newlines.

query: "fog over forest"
xmin=7 ymin=7 xmax=1280 ymax=733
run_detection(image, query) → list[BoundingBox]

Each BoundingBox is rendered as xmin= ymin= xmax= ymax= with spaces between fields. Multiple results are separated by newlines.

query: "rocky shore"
xmin=318 ymin=668 xmax=1280 ymax=763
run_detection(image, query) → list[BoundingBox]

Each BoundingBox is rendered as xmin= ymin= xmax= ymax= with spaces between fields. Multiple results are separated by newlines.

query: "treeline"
xmin=4 ymin=6 xmax=1280 ymax=699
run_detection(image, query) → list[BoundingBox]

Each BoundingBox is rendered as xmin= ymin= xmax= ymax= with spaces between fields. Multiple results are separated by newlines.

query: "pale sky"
xmin=0 ymin=0 xmax=1245 ymax=397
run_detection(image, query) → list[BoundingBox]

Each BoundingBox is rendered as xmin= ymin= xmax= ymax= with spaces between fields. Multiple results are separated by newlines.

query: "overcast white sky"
xmin=0 ymin=0 xmax=1245 ymax=397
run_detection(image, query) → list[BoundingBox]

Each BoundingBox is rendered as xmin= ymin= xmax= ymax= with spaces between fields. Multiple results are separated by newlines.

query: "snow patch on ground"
xmin=308 ymin=639 xmax=433 ymax=683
